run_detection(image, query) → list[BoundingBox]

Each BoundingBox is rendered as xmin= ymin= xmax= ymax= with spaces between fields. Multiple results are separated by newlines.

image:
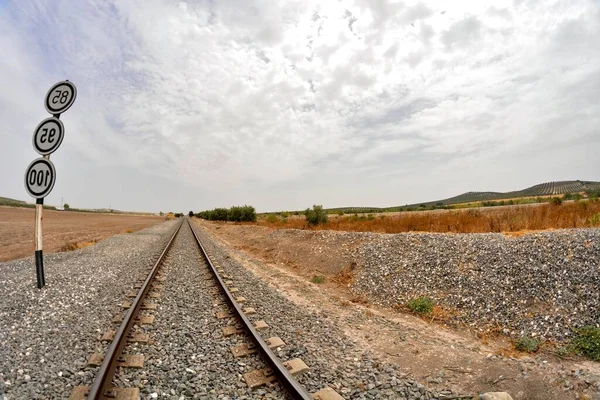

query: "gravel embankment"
xmin=192 ymin=220 xmax=449 ymax=400
xmin=122 ymin=221 xmax=286 ymax=399
xmin=352 ymin=229 xmax=600 ymax=340
xmin=0 ymin=220 xmax=178 ymax=399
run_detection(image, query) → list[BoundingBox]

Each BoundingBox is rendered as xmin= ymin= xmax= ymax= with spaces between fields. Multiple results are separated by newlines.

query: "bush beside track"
xmin=195 ymin=205 xmax=256 ymax=222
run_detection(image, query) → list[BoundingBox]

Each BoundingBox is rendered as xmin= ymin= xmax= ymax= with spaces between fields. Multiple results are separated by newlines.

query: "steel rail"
xmin=87 ymin=218 xmax=184 ymax=399
xmin=187 ymin=218 xmax=313 ymax=400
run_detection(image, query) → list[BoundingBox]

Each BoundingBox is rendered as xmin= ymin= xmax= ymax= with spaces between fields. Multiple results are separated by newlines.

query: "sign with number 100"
xmin=24 ymin=158 xmax=56 ymax=199
xmin=44 ymin=80 xmax=77 ymax=115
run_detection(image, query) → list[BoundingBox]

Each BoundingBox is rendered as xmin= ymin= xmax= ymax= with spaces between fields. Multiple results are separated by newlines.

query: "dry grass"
xmin=59 ymin=240 xmax=97 ymax=252
xmin=257 ymin=201 xmax=600 ymax=234
xmin=331 ymin=262 xmax=357 ymax=285
xmin=428 ymin=305 xmax=457 ymax=324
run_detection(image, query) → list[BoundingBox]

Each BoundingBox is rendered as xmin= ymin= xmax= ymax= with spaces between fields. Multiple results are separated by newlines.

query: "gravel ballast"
xmin=122 ymin=221 xmax=287 ymax=399
xmin=191 ymin=220 xmax=448 ymax=400
xmin=351 ymin=229 xmax=600 ymax=340
xmin=0 ymin=220 xmax=178 ymax=399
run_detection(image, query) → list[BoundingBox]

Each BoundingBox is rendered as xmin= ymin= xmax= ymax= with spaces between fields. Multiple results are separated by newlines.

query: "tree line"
xmin=195 ymin=205 xmax=257 ymax=222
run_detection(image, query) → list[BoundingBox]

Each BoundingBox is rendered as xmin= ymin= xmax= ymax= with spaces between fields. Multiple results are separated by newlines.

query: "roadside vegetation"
xmin=257 ymin=200 xmax=600 ymax=233
xmin=571 ymin=326 xmax=600 ymax=361
xmin=195 ymin=205 xmax=256 ymax=222
xmin=407 ymin=297 xmax=434 ymax=315
xmin=515 ymin=336 xmax=542 ymax=353
xmin=305 ymin=205 xmax=328 ymax=225
xmin=0 ymin=196 xmax=56 ymax=210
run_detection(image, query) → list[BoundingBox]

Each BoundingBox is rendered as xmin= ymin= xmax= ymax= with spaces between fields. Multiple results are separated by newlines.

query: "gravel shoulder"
xmin=0 ymin=220 xmax=178 ymax=399
xmin=191 ymin=219 xmax=448 ymax=400
xmin=197 ymin=220 xmax=600 ymax=400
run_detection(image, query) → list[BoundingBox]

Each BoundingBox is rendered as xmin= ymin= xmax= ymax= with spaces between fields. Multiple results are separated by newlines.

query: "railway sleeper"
xmin=112 ymin=314 xmax=154 ymax=325
xmin=222 ymin=324 xmax=244 ymax=336
xmin=231 ymin=337 xmax=285 ymax=353
xmin=231 ymin=343 xmax=258 ymax=357
xmin=312 ymin=387 xmax=346 ymax=400
xmin=121 ymin=300 xmax=157 ymax=310
xmin=216 ymin=310 xmax=233 ymax=319
xmin=86 ymin=353 xmax=144 ymax=368
xmin=69 ymin=385 xmax=139 ymax=400
xmin=253 ymin=320 xmax=268 ymax=330
xmin=126 ymin=290 xmax=161 ymax=299
xmin=101 ymin=330 xmax=149 ymax=343
xmin=133 ymin=283 xmax=162 ymax=290
xmin=243 ymin=358 xmax=310 ymax=388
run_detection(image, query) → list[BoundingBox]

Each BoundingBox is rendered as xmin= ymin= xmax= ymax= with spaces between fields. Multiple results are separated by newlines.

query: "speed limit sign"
xmin=44 ymin=80 xmax=77 ymax=114
xmin=24 ymin=158 xmax=56 ymax=199
xmin=32 ymin=117 xmax=64 ymax=155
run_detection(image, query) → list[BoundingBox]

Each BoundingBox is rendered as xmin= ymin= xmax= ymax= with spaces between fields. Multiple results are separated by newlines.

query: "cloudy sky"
xmin=0 ymin=0 xmax=599 ymax=213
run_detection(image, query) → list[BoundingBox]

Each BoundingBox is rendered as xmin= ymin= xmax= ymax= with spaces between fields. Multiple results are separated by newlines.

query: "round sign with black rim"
xmin=24 ymin=158 xmax=56 ymax=199
xmin=32 ymin=117 xmax=64 ymax=155
xmin=44 ymin=80 xmax=77 ymax=115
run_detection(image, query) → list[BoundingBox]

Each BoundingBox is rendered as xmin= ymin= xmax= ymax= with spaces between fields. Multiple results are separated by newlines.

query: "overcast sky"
xmin=0 ymin=0 xmax=599 ymax=213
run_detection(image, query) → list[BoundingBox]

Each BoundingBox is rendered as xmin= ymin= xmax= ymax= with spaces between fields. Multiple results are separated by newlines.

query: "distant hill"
xmin=325 ymin=180 xmax=600 ymax=213
xmin=0 ymin=196 xmax=26 ymax=206
xmin=416 ymin=180 xmax=600 ymax=207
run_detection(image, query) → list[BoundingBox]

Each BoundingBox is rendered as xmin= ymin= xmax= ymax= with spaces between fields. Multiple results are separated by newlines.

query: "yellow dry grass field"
xmin=258 ymin=201 xmax=600 ymax=234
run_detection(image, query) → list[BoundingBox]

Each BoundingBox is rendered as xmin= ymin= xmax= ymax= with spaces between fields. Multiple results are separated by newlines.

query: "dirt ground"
xmin=0 ymin=207 xmax=164 ymax=262
xmin=196 ymin=219 xmax=600 ymax=400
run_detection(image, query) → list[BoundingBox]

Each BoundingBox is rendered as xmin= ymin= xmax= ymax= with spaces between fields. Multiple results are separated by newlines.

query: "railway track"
xmin=70 ymin=218 xmax=342 ymax=400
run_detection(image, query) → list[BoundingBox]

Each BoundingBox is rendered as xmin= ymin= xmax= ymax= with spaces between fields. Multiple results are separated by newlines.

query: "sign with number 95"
xmin=32 ymin=117 xmax=65 ymax=155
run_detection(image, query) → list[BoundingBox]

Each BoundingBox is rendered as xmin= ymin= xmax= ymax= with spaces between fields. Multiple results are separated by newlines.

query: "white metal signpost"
xmin=25 ymin=80 xmax=77 ymax=288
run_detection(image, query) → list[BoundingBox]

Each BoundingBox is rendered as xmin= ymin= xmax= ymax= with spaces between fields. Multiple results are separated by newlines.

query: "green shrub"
xmin=228 ymin=206 xmax=242 ymax=222
xmin=515 ymin=336 xmax=541 ymax=353
xmin=195 ymin=205 xmax=256 ymax=222
xmin=305 ymin=204 xmax=328 ymax=225
xmin=555 ymin=346 xmax=570 ymax=357
xmin=212 ymin=208 xmax=228 ymax=220
xmin=551 ymin=197 xmax=562 ymax=205
xmin=241 ymin=205 xmax=257 ymax=222
xmin=367 ymin=214 xmax=374 ymax=220
xmin=571 ymin=326 xmax=600 ymax=361
xmin=311 ymin=275 xmax=325 ymax=284
xmin=266 ymin=214 xmax=279 ymax=223
xmin=407 ymin=297 xmax=434 ymax=314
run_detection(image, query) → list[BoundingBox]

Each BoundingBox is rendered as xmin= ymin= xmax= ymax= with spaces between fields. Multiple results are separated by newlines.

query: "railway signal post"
xmin=24 ymin=80 xmax=77 ymax=288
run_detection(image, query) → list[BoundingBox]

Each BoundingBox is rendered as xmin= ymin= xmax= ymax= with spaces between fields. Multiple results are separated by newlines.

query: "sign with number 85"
xmin=44 ymin=80 xmax=77 ymax=114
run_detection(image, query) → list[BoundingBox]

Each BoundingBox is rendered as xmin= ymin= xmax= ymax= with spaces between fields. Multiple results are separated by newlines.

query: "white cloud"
xmin=0 ymin=0 xmax=598 ymax=212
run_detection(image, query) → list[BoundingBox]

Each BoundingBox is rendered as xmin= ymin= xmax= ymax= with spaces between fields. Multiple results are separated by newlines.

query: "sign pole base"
xmin=35 ymin=198 xmax=45 ymax=289
xmin=35 ymin=249 xmax=45 ymax=288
